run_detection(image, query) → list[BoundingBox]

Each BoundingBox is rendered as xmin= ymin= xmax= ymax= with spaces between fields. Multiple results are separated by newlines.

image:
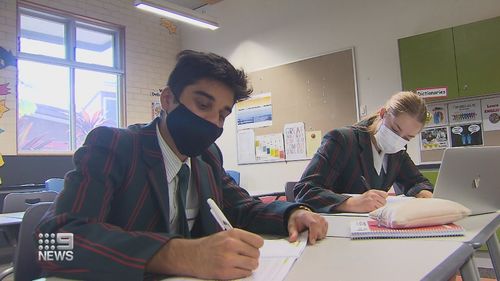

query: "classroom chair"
xmin=226 ymin=170 xmax=240 ymax=185
xmin=252 ymin=192 xmax=286 ymax=203
xmin=2 ymin=191 xmax=58 ymax=213
xmin=0 ymin=202 xmax=51 ymax=281
xmin=45 ymin=178 xmax=64 ymax=193
xmin=284 ymin=181 xmax=297 ymax=202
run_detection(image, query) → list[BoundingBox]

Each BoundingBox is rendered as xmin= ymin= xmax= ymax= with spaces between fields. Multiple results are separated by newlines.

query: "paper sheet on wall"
xmin=255 ymin=133 xmax=285 ymax=162
xmin=450 ymin=123 xmax=483 ymax=147
xmin=152 ymin=101 xmax=161 ymax=119
xmin=481 ymin=96 xmax=500 ymax=131
xmin=306 ymin=130 xmax=322 ymax=157
xmin=425 ymin=103 xmax=448 ymax=127
xmin=283 ymin=122 xmax=306 ymax=160
xmin=448 ymin=100 xmax=482 ymax=125
xmin=237 ymin=130 xmax=256 ymax=163
xmin=236 ymin=92 xmax=273 ymax=130
xmin=420 ymin=126 xmax=449 ymax=150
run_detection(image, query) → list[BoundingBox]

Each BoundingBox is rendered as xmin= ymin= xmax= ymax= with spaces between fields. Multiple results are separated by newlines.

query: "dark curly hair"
xmin=167 ymin=50 xmax=253 ymax=103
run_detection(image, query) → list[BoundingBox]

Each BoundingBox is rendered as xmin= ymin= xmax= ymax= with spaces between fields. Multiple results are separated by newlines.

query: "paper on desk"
xmin=161 ymin=232 xmax=308 ymax=281
xmin=243 ymin=232 xmax=308 ymax=281
xmin=259 ymin=231 xmax=307 ymax=258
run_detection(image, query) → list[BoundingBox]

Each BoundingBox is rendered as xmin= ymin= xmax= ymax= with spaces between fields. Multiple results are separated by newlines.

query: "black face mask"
xmin=166 ymin=103 xmax=223 ymax=157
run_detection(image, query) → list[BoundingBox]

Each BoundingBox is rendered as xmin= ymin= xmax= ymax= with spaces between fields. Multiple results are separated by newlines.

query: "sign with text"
xmin=38 ymin=233 xmax=74 ymax=262
xmin=416 ymin=87 xmax=447 ymax=98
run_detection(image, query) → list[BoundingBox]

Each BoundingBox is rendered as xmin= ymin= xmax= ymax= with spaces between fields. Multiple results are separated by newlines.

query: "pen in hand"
xmin=207 ymin=198 xmax=233 ymax=231
xmin=360 ymin=176 xmax=371 ymax=191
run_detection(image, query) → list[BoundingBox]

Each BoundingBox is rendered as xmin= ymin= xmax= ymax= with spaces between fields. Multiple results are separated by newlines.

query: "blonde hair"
xmin=363 ymin=91 xmax=428 ymax=135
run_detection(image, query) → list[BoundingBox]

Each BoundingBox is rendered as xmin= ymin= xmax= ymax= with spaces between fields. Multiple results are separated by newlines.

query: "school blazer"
xmin=294 ymin=124 xmax=433 ymax=213
xmin=37 ymin=118 xmax=298 ymax=281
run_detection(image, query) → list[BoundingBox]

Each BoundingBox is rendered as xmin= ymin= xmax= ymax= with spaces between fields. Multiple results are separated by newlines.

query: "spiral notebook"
xmin=350 ymin=220 xmax=465 ymax=239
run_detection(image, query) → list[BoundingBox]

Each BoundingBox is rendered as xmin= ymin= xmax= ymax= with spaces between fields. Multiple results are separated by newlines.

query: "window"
xmin=17 ymin=5 xmax=124 ymax=153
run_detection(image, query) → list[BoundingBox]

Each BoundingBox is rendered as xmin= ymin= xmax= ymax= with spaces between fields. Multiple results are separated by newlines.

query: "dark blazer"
xmin=294 ymin=122 xmax=433 ymax=213
xmin=37 ymin=118 xmax=299 ymax=281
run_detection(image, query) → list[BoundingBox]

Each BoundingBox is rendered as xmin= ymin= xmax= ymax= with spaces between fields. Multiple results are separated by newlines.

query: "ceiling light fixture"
xmin=134 ymin=0 xmax=219 ymax=30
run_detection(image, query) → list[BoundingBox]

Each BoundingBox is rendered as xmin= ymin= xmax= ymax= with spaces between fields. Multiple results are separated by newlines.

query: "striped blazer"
xmin=37 ymin=118 xmax=298 ymax=281
xmin=294 ymin=122 xmax=433 ymax=213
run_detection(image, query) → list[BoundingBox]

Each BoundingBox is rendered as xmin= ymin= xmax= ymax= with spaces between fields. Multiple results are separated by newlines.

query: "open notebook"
xmin=350 ymin=220 xmax=465 ymax=240
xmin=161 ymin=232 xmax=308 ymax=281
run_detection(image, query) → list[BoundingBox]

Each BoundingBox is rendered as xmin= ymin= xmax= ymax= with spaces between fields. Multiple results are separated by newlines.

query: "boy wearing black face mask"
xmin=36 ymin=50 xmax=328 ymax=281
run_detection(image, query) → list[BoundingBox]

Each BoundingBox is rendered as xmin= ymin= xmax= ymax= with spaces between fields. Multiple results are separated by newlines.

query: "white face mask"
xmin=374 ymin=122 xmax=409 ymax=154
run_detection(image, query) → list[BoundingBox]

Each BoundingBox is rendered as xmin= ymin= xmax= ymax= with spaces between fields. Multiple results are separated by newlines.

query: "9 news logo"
xmin=37 ymin=233 xmax=74 ymax=262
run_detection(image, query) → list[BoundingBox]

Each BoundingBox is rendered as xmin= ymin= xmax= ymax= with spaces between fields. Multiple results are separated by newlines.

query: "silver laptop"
xmin=432 ymin=146 xmax=500 ymax=215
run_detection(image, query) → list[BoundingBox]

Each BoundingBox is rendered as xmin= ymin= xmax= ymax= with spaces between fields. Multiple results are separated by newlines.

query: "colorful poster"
xmin=448 ymin=100 xmax=481 ymax=125
xmin=237 ymin=130 xmax=256 ymax=164
xmin=450 ymin=123 xmax=483 ymax=147
xmin=420 ymin=126 xmax=449 ymax=150
xmin=236 ymin=93 xmax=272 ymax=130
xmin=306 ymin=130 xmax=322 ymax=157
xmin=255 ymin=133 xmax=285 ymax=162
xmin=283 ymin=122 xmax=306 ymax=160
xmin=152 ymin=101 xmax=162 ymax=118
xmin=481 ymin=97 xmax=500 ymax=131
xmin=425 ymin=103 xmax=448 ymax=127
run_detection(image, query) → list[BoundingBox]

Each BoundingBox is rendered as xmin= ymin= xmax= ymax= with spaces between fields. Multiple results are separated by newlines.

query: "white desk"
xmin=0 ymin=211 xmax=23 ymax=246
xmin=286 ymin=238 xmax=477 ymax=281
xmin=323 ymin=212 xmax=499 ymax=279
xmin=0 ymin=212 xmax=23 ymax=226
xmin=0 ymin=211 xmax=25 ymax=220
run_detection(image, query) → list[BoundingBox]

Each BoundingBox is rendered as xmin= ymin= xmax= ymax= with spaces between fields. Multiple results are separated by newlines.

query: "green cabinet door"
xmin=399 ymin=28 xmax=459 ymax=100
xmin=454 ymin=17 xmax=500 ymax=97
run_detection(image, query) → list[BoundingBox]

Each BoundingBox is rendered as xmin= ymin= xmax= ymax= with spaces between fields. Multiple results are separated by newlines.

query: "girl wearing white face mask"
xmin=294 ymin=91 xmax=434 ymax=213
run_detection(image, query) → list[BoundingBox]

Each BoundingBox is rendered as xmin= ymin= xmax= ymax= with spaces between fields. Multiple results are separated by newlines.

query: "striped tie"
xmin=176 ymin=164 xmax=190 ymax=237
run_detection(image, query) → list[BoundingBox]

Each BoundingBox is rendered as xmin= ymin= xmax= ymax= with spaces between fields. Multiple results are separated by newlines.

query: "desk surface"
xmin=286 ymin=238 xmax=472 ymax=281
xmin=0 ymin=212 xmax=25 ymax=219
xmin=0 ymin=212 xmax=24 ymax=225
xmin=324 ymin=212 xmax=499 ymax=242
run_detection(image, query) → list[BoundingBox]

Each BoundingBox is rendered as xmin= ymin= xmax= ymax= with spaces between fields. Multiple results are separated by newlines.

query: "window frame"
xmin=17 ymin=1 xmax=125 ymax=155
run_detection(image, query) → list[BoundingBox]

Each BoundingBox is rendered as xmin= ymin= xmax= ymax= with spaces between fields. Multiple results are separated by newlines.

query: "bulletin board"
xmin=236 ymin=48 xmax=358 ymax=164
xmin=420 ymin=93 xmax=500 ymax=163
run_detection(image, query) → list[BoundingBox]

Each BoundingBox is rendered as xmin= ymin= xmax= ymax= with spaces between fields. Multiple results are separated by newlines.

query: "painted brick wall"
xmin=0 ymin=0 xmax=181 ymax=155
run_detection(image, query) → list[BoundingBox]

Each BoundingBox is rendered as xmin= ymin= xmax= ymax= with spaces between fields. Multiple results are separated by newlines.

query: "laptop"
xmin=432 ymin=146 xmax=500 ymax=215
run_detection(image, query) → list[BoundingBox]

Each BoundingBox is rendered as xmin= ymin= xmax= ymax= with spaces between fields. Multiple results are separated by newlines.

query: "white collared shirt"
xmin=156 ymin=124 xmax=199 ymax=234
xmin=371 ymin=142 xmax=388 ymax=176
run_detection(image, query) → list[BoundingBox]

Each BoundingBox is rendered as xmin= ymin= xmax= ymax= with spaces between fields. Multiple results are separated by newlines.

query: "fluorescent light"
xmin=134 ymin=0 xmax=219 ymax=30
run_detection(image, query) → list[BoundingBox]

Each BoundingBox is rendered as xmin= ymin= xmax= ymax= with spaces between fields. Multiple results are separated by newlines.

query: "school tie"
xmin=176 ymin=164 xmax=190 ymax=237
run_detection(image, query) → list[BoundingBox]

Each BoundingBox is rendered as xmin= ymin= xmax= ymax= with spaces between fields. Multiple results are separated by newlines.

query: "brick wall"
xmin=0 ymin=0 xmax=181 ymax=155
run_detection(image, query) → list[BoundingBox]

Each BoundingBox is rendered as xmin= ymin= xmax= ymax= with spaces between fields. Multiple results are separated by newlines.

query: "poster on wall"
xmin=255 ymin=133 xmax=285 ymax=162
xmin=152 ymin=101 xmax=162 ymax=119
xmin=237 ymin=130 xmax=256 ymax=164
xmin=283 ymin=122 xmax=307 ymax=160
xmin=425 ymin=103 xmax=448 ymax=127
xmin=306 ymin=130 xmax=322 ymax=157
xmin=236 ymin=92 xmax=272 ymax=130
xmin=420 ymin=126 xmax=449 ymax=150
xmin=481 ymin=97 xmax=500 ymax=131
xmin=448 ymin=100 xmax=482 ymax=125
xmin=450 ymin=123 xmax=483 ymax=147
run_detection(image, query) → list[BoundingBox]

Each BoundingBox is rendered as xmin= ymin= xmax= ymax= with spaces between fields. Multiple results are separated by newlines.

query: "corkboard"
xmin=240 ymin=48 xmax=358 ymax=164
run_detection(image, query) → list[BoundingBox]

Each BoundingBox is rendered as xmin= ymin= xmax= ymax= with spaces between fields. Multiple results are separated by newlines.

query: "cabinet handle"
xmin=463 ymin=84 xmax=468 ymax=90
